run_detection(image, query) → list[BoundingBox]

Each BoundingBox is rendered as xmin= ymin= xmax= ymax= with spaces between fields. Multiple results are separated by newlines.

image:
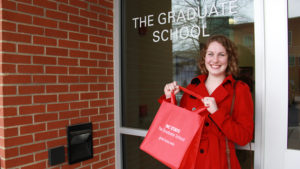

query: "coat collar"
xmin=193 ymin=74 xmax=235 ymax=104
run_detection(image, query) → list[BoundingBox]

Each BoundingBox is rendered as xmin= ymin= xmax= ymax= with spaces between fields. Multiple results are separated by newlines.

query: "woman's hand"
xmin=164 ymin=81 xmax=180 ymax=99
xmin=202 ymin=97 xmax=218 ymax=114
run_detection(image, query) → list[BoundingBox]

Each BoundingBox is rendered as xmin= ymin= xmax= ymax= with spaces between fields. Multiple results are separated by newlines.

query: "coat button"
xmin=200 ymin=149 xmax=204 ymax=154
xmin=205 ymin=122 xmax=209 ymax=126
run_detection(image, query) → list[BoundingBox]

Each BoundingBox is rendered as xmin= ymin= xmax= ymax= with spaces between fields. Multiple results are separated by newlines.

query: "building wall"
xmin=0 ymin=0 xmax=114 ymax=168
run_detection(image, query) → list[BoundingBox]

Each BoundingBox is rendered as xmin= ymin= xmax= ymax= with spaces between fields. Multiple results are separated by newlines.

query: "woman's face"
xmin=205 ymin=41 xmax=228 ymax=78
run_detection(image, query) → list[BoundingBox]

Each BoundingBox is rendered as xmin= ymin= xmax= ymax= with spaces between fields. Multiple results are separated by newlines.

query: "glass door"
xmin=114 ymin=0 xmax=264 ymax=168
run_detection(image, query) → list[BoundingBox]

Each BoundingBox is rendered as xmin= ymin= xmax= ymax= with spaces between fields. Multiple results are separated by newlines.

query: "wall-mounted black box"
xmin=67 ymin=122 xmax=93 ymax=164
xmin=48 ymin=146 xmax=65 ymax=166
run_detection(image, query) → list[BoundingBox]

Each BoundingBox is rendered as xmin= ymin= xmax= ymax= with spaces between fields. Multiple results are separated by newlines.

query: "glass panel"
xmin=288 ymin=0 xmax=300 ymax=150
xmin=122 ymin=134 xmax=169 ymax=169
xmin=122 ymin=0 xmax=255 ymax=129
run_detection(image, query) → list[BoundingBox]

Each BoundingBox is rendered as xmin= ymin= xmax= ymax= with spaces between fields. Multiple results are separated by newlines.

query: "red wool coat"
xmin=159 ymin=75 xmax=254 ymax=169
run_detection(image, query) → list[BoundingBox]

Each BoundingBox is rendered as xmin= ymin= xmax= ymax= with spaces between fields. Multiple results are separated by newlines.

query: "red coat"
xmin=159 ymin=75 xmax=254 ymax=169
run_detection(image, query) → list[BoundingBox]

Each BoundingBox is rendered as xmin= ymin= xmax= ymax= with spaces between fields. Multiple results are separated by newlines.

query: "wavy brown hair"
xmin=198 ymin=35 xmax=239 ymax=78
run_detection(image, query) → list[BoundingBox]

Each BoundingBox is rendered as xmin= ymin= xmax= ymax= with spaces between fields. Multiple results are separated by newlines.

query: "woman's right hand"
xmin=164 ymin=81 xmax=180 ymax=99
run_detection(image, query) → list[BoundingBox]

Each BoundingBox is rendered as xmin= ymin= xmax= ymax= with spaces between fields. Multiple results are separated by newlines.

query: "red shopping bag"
xmin=140 ymin=86 xmax=206 ymax=169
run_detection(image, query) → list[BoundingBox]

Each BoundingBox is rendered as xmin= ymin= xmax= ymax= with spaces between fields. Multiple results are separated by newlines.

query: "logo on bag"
xmin=158 ymin=124 xmax=186 ymax=146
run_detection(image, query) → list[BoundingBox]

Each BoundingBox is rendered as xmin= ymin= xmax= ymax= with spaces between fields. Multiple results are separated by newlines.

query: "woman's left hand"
xmin=202 ymin=97 xmax=218 ymax=114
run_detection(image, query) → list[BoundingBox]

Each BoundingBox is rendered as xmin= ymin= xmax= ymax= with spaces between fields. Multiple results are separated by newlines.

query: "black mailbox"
xmin=67 ymin=122 xmax=93 ymax=164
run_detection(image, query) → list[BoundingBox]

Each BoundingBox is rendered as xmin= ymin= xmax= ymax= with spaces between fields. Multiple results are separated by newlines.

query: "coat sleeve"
xmin=209 ymin=82 xmax=254 ymax=146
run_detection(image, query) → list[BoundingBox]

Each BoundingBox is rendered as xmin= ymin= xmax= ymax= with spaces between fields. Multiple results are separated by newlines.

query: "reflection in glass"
xmin=122 ymin=134 xmax=169 ymax=169
xmin=288 ymin=0 xmax=300 ymax=150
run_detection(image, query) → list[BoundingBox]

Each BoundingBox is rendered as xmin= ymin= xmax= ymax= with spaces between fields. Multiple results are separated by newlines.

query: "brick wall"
xmin=0 ymin=0 xmax=114 ymax=168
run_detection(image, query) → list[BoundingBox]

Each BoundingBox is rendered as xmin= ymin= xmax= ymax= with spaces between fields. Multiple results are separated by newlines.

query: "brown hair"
xmin=198 ymin=35 xmax=239 ymax=77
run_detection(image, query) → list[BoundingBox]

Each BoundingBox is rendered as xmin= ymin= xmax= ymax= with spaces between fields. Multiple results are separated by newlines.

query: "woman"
xmin=160 ymin=35 xmax=253 ymax=169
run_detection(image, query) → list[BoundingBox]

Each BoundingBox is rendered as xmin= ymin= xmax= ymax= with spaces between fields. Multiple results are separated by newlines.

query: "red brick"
xmin=5 ymin=135 xmax=33 ymax=147
xmin=19 ymin=105 xmax=45 ymax=115
xmin=59 ymin=110 xmax=80 ymax=119
xmin=46 ymin=138 xmax=67 ymax=149
xmin=69 ymin=32 xmax=88 ymax=41
xmin=1 ymin=42 xmax=16 ymax=52
xmin=80 ymin=26 xmax=98 ymax=35
xmin=69 ymin=15 xmax=88 ymax=25
xmin=90 ymin=5 xmax=106 ymax=14
xmin=46 ymin=85 xmax=68 ymax=93
xmin=98 ymin=14 xmax=113 ymax=23
xmin=70 ymin=101 xmax=89 ymax=109
xmin=1 ymin=0 xmax=17 ymax=10
xmin=46 ymin=47 xmax=68 ymax=56
xmin=18 ymin=3 xmax=44 ymax=16
xmin=46 ymin=10 xmax=68 ymax=21
xmin=35 ymin=131 xmax=58 ymax=141
xmin=34 ymin=113 xmax=58 ymax=123
xmin=3 ymin=128 xmax=18 ymax=137
xmin=91 ymin=100 xmax=107 ymax=107
xmin=58 ymin=58 xmax=78 ymax=66
xmin=1 ymin=75 xmax=31 ymax=84
xmin=99 ymin=92 xmax=113 ymax=98
xmin=90 ymin=35 xmax=105 ymax=43
xmin=99 ymin=76 xmax=113 ymax=83
xmin=89 ymin=20 xmax=106 ymax=30
xmin=33 ymin=56 xmax=57 ymax=65
xmin=45 ymin=28 xmax=68 ymax=38
xmin=59 ymin=39 xmax=79 ymax=48
xmin=58 ymin=75 xmax=79 ymax=83
xmin=80 ymin=9 xmax=97 ymax=19
xmin=90 ymin=84 xmax=106 ymax=91
xmin=92 ymin=160 xmax=108 ymax=169
xmin=108 ymin=9 xmax=113 ymax=17
xmin=100 ymin=107 xmax=114 ymax=114
xmin=86 ymin=0 xmax=98 ymax=3
xmin=33 ymin=36 xmax=57 ymax=46
xmin=34 ymin=94 xmax=57 ymax=103
xmin=20 ymin=143 xmax=46 ymax=155
xmin=69 ymin=67 xmax=88 ymax=74
xmin=47 ymin=120 xmax=69 ymax=130
xmin=2 ymin=96 xmax=32 ymax=106
xmin=1 ymin=64 xmax=16 ymax=73
xmin=70 ymin=0 xmax=88 ymax=8
xmin=18 ymin=24 xmax=44 ymax=35
xmin=80 ymin=108 xmax=98 ymax=116
xmin=107 ymin=54 xmax=113 ymax=60
xmin=33 ymin=0 xmax=57 ymax=10
xmin=35 ymin=151 xmax=48 ymax=161
xmin=80 ymin=42 xmax=97 ymax=50
xmin=98 ymin=30 xmax=113 ymax=38
xmin=98 ymin=45 xmax=113 ymax=53
xmin=3 ymin=32 xmax=31 ymax=43
xmin=59 ymin=93 xmax=80 ymax=102
xmin=18 ymin=44 xmax=44 ymax=54
xmin=107 ymin=69 xmax=113 ymax=75
xmin=91 ymin=114 xmax=107 ymax=123
xmin=46 ymin=66 xmax=68 ymax=74
xmin=70 ymin=84 xmax=89 ymax=92
xmin=80 ymin=76 xmax=98 ymax=83
xmin=80 ymin=92 xmax=98 ymax=100
xmin=19 ymin=85 xmax=44 ymax=94
xmin=107 ymin=39 xmax=113 ymax=45
xmin=80 ymin=59 xmax=98 ymax=67
xmin=1 ymin=86 xmax=17 ymax=95
xmin=107 ymin=24 xmax=113 ymax=31
xmin=22 ymin=161 xmax=47 ymax=169
xmin=47 ymin=103 xmax=69 ymax=112
xmin=33 ymin=75 xmax=57 ymax=83
xmin=59 ymin=22 xmax=79 ymax=32
xmin=2 ymin=10 xmax=32 ymax=24
xmin=90 ymin=52 xmax=106 ymax=60
xmin=18 ymin=65 xmax=44 ymax=74
xmin=90 ymin=68 xmax=106 ymax=75
xmin=70 ymin=50 xmax=88 ymax=58
xmin=1 ymin=21 xmax=16 ymax=31
xmin=101 ymin=150 xmax=115 ymax=160
xmin=2 ymin=147 xmax=18 ymax=158
xmin=59 ymin=4 xmax=79 ymax=15
xmin=99 ymin=0 xmax=113 ymax=8
xmin=20 ymin=123 xmax=46 ymax=134
xmin=33 ymin=17 xmax=57 ymax=28
xmin=5 ymin=154 xmax=34 ymax=168
xmin=70 ymin=117 xmax=89 ymax=125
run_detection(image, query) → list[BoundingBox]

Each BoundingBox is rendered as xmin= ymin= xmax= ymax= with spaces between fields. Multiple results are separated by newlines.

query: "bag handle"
xmin=170 ymin=85 xmax=206 ymax=114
